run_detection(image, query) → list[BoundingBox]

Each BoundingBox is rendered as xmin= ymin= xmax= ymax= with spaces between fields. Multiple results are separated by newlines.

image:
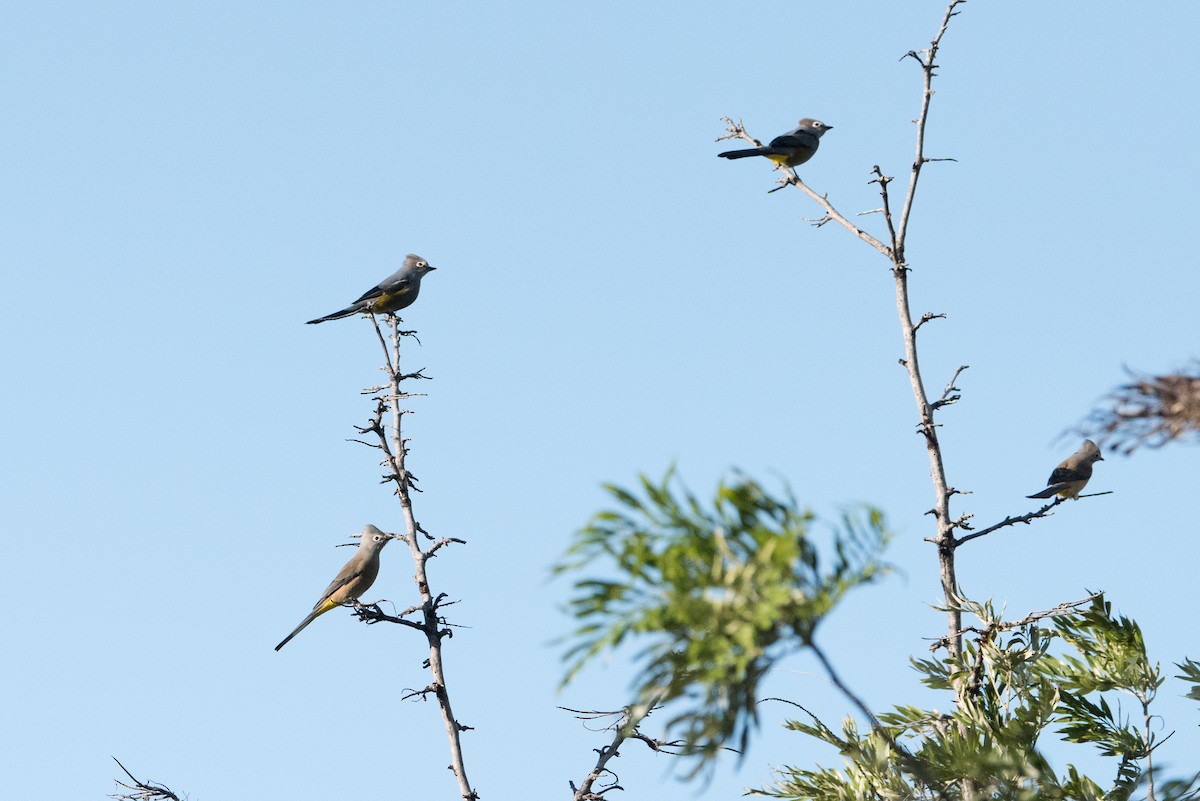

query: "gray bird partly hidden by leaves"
xmin=718 ymin=118 xmax=833 ymax=167
xmin=1026 ymin=440 xmax=1104 ymax=500
xmin=275 ymin=524 xmax=392 ymax=651
xmin=306 ymin=254 xmax=436 ymax=324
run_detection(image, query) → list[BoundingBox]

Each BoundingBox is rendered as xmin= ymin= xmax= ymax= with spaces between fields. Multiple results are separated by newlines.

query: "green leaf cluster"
xmin=556 ymin=469 xmax=891 ymax=764
xmin=763 ymin=595 xmax=1198 ymax=801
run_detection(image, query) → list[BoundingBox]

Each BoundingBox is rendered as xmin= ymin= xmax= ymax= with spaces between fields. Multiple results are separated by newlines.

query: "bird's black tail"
xmin=305 ymin=305 xmax=361 ymax=325
xmin=717 ymin=148 xmax=768 ymax=160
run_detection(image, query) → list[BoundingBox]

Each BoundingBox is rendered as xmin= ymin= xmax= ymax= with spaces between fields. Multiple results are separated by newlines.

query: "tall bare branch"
xmin=364 ymin=313 xmax=478 ymax=801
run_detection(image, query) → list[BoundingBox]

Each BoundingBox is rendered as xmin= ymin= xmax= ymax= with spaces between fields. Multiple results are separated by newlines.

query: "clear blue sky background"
xmin=3 ymin=2 xmax=1197 ymax=799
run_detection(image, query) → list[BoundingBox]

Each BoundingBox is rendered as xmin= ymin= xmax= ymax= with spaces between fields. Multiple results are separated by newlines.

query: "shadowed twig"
xmin=109 ymin=758 xmax=182 ymax=801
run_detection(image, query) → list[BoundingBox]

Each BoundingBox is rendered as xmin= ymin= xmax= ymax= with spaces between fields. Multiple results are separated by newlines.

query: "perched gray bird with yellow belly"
xmin=1026 ymin=440 xmax=1104 ymax=500
xmin=306 ymin=254 xmax=435 ymax=324
xmin=275 ymin=524 xmax=392 ymax=651
xmin=718 ymin=118 xmax=833 ymax=167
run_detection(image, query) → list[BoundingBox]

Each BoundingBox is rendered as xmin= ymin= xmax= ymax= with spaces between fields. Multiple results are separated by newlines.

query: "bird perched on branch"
xmin=1026 ymin=440 xmax=1104 ymax=500
xmin=718 ymin=118 xmax=833 ymax=168
xmin=306 ymin=254 xmax=435 ymax=324
xmin=275 ymin=524 xmax=392 ymax=651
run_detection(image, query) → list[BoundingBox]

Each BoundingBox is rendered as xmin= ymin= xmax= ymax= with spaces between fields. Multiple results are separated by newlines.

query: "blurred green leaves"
xmin=556 ymin=471 xmax=1199 ymax=796
xmin=555 ymin=469 xmax=891 ymax=762
xmin=763 ymin=594 xmax=1199 ymax=801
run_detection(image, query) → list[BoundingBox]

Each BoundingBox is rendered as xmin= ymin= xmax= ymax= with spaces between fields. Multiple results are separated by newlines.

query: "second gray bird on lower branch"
xmin=275 ymin=524 xmax=392 ymax=651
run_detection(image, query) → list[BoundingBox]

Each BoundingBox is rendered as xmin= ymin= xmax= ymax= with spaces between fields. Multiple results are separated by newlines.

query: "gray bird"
xmin=718 ymin=118 xmax=833 ymax=167
xmin=306 ymin=254 xmax=435 ymax=324
xmin=1026 ymin=440 xmax=1104 ymax=500
xmin=275 ymin=524 xmax=392 ymax=651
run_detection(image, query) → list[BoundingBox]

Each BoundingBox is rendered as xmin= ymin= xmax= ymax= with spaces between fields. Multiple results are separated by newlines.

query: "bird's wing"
xmin=1046 ymin=465 xmax=1088 ymax=485
xmin=352 ymin=268 xmax=413 ymax=303
xmin=768 ymin=131 xmax=818 ymax=151
xmin=372 ymin=268 xmax=418 ymax=298
xmin=313 ymin=559 xmax=367 ymax=610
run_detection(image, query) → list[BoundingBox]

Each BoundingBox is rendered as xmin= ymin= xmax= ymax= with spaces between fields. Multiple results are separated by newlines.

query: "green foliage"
xmin=556 ymin=469 xmax=891 ymax=763
xmin=556 ymin=472 xmax=1200 ymax=796
xmin=759 ymin=595 xmax=1198 ymax=801
xmin=1175 ymin=658 xmax=1200 ymax=706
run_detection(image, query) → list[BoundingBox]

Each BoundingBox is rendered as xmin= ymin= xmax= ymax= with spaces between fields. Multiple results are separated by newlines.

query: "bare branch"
xmin=717 ymin=116 xmax=761 ymax=148
xmin=352 ymin=600 xmax=426 ymax=631
xmin=930 ymin=364 xmax=967 ymax=412
xmin=928 ymin=592 xmax=1104 ymax=653
xmin=894 ymin=0 xmax=966 ymax=255
xmin=953 ymin=490 xmax=1113 ymax=547
xmin=951 ymin=502 xmax=1059 ymax=546
xmin=913 ymin=312 xmax=947 ymax=333
xmin=783 ymin=172 xmax=892 ymax=255
xmin=109 ymin=758 xmax=182 ymax=801
xmin=361 ymin=316 xmax=477 ymax=801
xmin=568 ymin=701 xmax=658 ymax=801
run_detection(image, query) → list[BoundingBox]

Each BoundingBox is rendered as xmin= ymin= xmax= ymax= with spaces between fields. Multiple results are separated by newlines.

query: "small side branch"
xmin=952 ymin=490 xmax=1112 ymax=547
xmin=894 ymin=0 xmax=966 ymax=255
xmin=784 ymin=172 xmax=894 ymax=257
xmin=567 ymin=699 xmax=688 ymax=801
xmin=928 ymin=592 xmax=1104 ymax=653
xmin=930 ymin=364 xmax=967 ymax=411
xmin=718 ymin=116 xmax=893 ymax=257
xmin=109 ymin=758 xmax=182 ymax=801
xmin=352 ymin=600 xmax=426 ymax=631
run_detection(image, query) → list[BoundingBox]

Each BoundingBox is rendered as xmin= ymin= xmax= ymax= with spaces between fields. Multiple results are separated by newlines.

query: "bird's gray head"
xmin=798 ymin=118 xmax=832 ymax=137
xmin=359 ymin=524 xmax=393 ymax=549
xmin=404 ymin=254 xmax=435 ymax=277
xmin=1080 ymin=439 xmax=1104 ymax=463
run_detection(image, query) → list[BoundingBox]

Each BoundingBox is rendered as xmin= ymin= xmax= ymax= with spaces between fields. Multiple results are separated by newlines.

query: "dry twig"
xmin=1079 ymin=364 xmax=1200 ymax=454
xmin=109 ymin=758 xmax=182 ymax=801
xmin=361 ymin=313 xmax=477 ymax=801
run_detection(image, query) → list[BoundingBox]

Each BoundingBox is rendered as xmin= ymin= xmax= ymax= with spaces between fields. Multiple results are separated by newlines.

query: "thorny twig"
xmin=358 ymin=313 xmax=477 ymax=801
xmin=565 ymin=699 xmax=718 ymax=801
xmin=927 ymin=592 xmax=1104 ymax=653
xmin=109 ymin=758 xmax=182 ymax=801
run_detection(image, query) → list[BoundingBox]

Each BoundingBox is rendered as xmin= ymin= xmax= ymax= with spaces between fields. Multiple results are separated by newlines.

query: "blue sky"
xmin=3 ymin=2 xmax=1198 ymax=799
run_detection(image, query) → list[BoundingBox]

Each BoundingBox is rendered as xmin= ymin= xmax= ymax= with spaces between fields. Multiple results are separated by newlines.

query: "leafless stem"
xmin=950 ymin=490 xmax=1112 ymax=546
xmin=727 ymin=4 xmax=968 ymax=657
xmin=951 ymin=498 xmax=1064 ymax=545
xmin=718 ymin=117 xmax=892 ymax=255
xmin=927 ymin=592 xmax=1104 ymax=653
xmin=885 ymin=0 xmax=969 ymax=663
xmin=895 ymin=0 xmax=966 ymax=255
xmin=362 ymin=314 xmax=477 ymax=801
xmin=109 ymin=758 xmax=182 ymax=801
xmin=727 ymin=2 xmax=970 ymax=792
xmin=564 ymin=695 xmax=686 ymax=796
